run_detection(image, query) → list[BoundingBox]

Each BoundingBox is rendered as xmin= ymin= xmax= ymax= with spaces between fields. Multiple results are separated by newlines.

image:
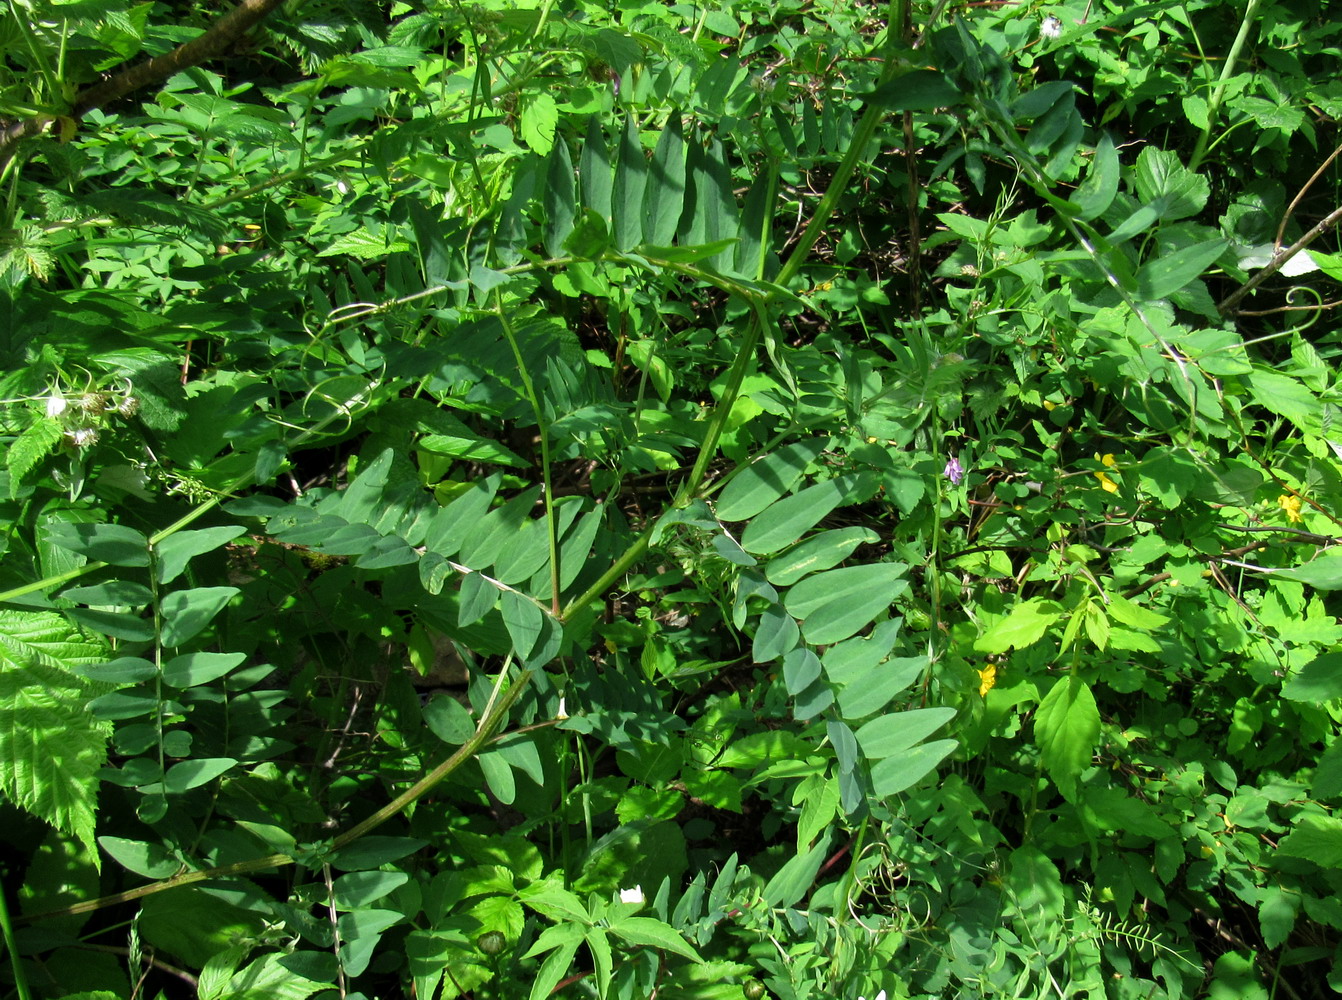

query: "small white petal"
xmin=45 ymin=394 xmax=67 ymax=418
xmin=618 ymin=886 xmax=644 ymax=904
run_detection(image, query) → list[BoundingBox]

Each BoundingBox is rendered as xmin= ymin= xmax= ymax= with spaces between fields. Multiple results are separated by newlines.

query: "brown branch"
xmin=1217 ymin=202 xmax=1342 ymax=317
xmin=0 ymin=0 xmax=288 ymax=173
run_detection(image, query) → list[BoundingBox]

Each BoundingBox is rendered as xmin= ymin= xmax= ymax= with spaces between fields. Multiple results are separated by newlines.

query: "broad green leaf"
xmin=520 ymin=92 xmax=557 ymax=154
xmin=519 ymin=879 xmax=591 ymax=925
xmin=528 ymin=939 xmax=580 ymax=1000
xmin=741 ymin=473 xmax=872 ymax=555
xmin=222 ymin=952 xmax=328 ymax=1000
xmin=764 ymin=527 xmax=878 ymax=586
xmin=98 ymin=836 xmax=179 ymax=878
xmin=332 ymin=871 xmax=410 ymax=910
xmin=1259 ymin=889 xmax=1299 ymax=950
xmin=855 ymin=708 xmax=955 ymax=758
xmin=423 ymin=694 xmax=475 ymax=745
xmin=580 ymin=116 xmax=613 ymax=222
xmin=1136 ymin=238 xmax=1226 ymax=301
xmin=752 ymin=603 xmax=799 ymax=662
xmin=1271 ymin=551 xmax=1342 ymax=590
xmin=426 ymin=476 xmax=500 ymax=559
xmin=642 ymin=115 xmax=687 ymax=247
xmin=1034 ymin=676 xmax=1099 ymax=799
xmin=62 ymin=580 xmax=153 ymax=606
xmin=784 ymin=562 xmax=908 ymax=645
xmin=607 ymin=916 xmax=702 ymax=961
xmin=74 ymin=656 xmax=156 ymax=684
xmin=479 ymin=749 xmax=516 ymax=804
xmin=164 ymin=757 xmax=237 ymax=794
xmin=0 ymin=609 xmax=109 ymax=856
xmin=160 ymin=587 xmax=239 ymax=647
xmin=762 ymin=832 xmax=830 ymax=908
xmin=782 ymin=647 xmax=822 ymax=695
xmin=1281 ymin=652 xmax=1342 ymax=702
xmin=1132 ymin=146 xmax=1208 ymax=221
xmin=162 ymin=651 xmax=246 ymax=688
xmin=869 ymin=738 xmax=957 ymax=798
xmin=327 ymin=836 xmax=428 ymax=871
xmin=543 ymin=138 xmax=577 ymax=258
xmin=1277 ymin=813 xmax=1342 ymax=867
xmin=974 ymin=598 xmax=1062 ymax=653
xmin=154 ymin=526 xmax=246 ymax=584
xmin=45 ymin=522 xmax=149 ymax=566
xmin=1069 ymin=132 xmax=1119 ymax=221
xmin=866 ymin=69 xmax=962 ymax=111
xmin=613 ymin=115 xmax=648 ymax=251
xmin=715 ymin=439 xmax=829 ymax=521
xmin=501 ymin=591 xmax=544 ymax=660
xmin=337 ymin=909 xmax=404 ymax=977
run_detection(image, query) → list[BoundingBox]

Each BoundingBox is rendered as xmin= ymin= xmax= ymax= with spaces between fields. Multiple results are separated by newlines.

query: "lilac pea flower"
xmin=943 ymin=456 xmax=964 ymax=486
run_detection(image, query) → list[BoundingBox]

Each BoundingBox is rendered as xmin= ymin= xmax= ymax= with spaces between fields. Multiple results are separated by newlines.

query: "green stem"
xmin=1187 ymin=0 xmax=1263 ymax=174
xmin=20 ymin=672 xmax=530 ymax=923
xmin=0 ymin=881 xmax=32 ymax=1000
xmin=496 ymin=294 xmax=562 ymax=614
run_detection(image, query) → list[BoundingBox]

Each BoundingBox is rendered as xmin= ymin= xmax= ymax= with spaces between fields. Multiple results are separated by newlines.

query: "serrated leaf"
xmin=1281 ymin=652 xmax=1342 ymax=702
xmin=974 ymin=598 xmax=1062 ymax=653
xmin=1034 ymin=676 xmax=1099 ymax=800
xmin=520 ymin=92 xmax=558 ymax=154
xmin=607 ymin=916 xmax=702 ymax=960
xmin=1277 ymin=813 xmax=1342 ymax=867
xmin=7 ymin=416 xmax=63 ymax=494
xmin=0 ymin=609 xmax=110 ymax=857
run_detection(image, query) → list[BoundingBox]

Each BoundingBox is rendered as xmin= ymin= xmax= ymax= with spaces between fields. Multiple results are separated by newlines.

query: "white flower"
xmin=618 ymin=885 xmax=644 ymax=904
xmin=63 ymin=427 xmax=99 ymax=448
xmin=45 ymin=394 xmax=67 ymax=418
xmin=555 ymin=696 xmax=568 ymax=720
xmin=1040 ymin=15 xmax=1063 ymax=39
xmin=858 ymin=993 xmax=887 ymax=1000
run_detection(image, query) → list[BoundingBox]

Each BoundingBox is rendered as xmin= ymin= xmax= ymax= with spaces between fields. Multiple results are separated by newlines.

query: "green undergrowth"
xmin=2 ymin=0 xmax=1342 ymax=997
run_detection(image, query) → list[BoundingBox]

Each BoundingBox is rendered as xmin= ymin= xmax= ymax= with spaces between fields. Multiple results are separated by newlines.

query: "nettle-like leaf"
xmin=0 ymin=609 xmax=111 ymax=856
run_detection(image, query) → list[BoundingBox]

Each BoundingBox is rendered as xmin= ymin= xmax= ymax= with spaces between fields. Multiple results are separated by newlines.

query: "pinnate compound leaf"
xmin=785 ymin=562 xmax=908 ymax=645
xmin=0 ymin=609 xmax=110 ymax=857
xmin=1034 ymin=676 xmax=1099 ymax=800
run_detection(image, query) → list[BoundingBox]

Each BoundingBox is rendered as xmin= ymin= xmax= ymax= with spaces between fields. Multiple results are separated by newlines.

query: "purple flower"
xmin=943 ymin=456 xmax=964 ymax=486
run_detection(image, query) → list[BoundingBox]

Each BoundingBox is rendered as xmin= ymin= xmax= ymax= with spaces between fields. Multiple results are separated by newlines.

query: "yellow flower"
xmin=978 ymin=661 xmax=997 ymax=697
xmin=1043 ymin=399 xmax=1057 ymax=411
xmin=1094 ymin=453 xmax=1119 ymax=493
xmin=1278 ymin=493 xmax=1303 ymax=523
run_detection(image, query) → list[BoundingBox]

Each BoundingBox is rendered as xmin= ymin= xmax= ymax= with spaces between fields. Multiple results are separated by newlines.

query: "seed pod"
xmin=477 ymin=931 xmax=506 ymax=955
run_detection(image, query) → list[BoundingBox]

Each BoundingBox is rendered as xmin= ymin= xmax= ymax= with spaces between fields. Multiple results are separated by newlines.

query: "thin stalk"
xmin=1187 ymin=0 xmax=1263 ymax=173
xmin=21 ymin=671 xmax=531 ymax=923
xmin=0 ymin=882 xmax=32 ymax=1000
xmin=496 ymin=294 xmax=562 ymax=614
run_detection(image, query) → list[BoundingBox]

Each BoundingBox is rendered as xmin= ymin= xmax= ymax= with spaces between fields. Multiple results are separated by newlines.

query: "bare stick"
xmin=0 ymin=0 xmax=288 ymax=173
xmin=1217 ymin=202 xmax=1342 ymax=317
